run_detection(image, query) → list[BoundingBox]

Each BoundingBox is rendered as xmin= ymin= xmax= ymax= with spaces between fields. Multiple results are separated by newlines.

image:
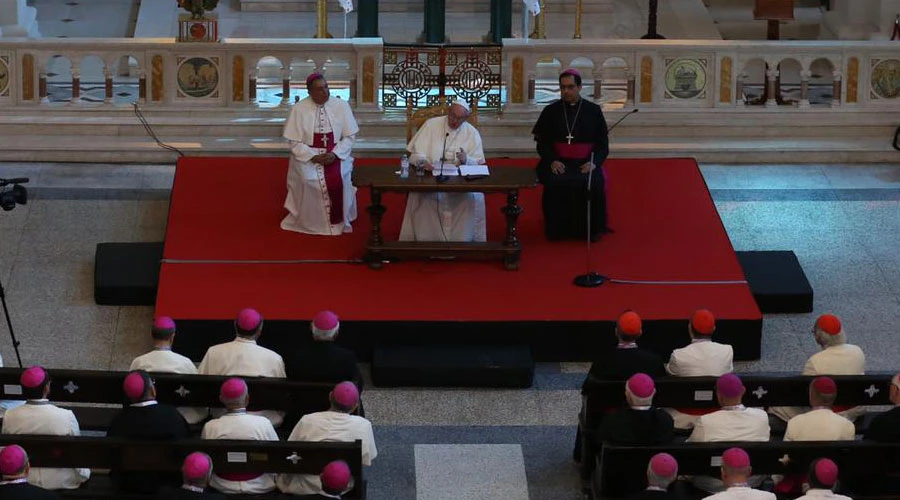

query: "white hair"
xmin=311 ymin=326 xmax=339 ymax=341
xmin=815 ymin=330 xmax=846 ymax=348
xmin=451 ymin=99 xmax=470 ymax=113
xmin=892 ymin=373 xmax=900 ymax=389
xmin=647 ymin=467 xmax=675 ymax=488
xmin=626 ymin=385 xmax=655 ymax=407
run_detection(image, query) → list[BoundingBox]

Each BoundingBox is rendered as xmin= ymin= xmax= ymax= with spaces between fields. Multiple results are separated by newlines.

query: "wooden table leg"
xmin=501 ymin=189 xmax=523 ymax=270
xmin=366 ymin=188 xmax=386 ymax=269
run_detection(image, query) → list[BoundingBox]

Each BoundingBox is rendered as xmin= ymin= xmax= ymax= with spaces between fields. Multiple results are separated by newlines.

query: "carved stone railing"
xmin=1 ymin=37 xmax=900 ymax=114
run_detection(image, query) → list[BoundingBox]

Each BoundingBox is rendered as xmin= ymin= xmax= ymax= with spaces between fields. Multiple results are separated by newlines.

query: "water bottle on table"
xmin=400 ymin=154 xmax=409 ymax=178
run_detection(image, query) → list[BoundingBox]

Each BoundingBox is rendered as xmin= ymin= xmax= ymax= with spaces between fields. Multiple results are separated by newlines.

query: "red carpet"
xmin=157 ymin=157 xmax=762 ymax=360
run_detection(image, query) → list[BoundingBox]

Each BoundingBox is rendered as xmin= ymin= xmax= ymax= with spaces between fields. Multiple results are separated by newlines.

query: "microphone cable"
xmin=133 ymin=102 xmax=185 ymax=157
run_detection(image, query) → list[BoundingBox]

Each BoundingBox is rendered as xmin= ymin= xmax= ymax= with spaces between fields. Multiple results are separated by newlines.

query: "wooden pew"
xmin=0 ymin=368 xmax=336 ymax=431
xmin=0 ymin=434 xmax=366 ymax=500
xmin=577 ymin=374 xmax=894 ymax=482
xmin=592 ymin=441 xmax=900 ymax=499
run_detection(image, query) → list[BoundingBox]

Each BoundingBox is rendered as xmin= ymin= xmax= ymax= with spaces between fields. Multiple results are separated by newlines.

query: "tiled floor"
xmin=0 ymin=161 xmax=897 ymax=499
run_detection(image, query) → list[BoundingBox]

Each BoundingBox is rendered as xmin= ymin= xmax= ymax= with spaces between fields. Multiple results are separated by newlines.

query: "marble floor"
xmin=0 ymin=161 xmax=897 ymax=499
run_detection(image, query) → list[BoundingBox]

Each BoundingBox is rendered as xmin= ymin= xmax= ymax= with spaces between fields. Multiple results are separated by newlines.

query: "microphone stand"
xmin=572 ymin=109 xmax=639 ymax=288
xmin=436 ymin=132 xmax=450 ymax=184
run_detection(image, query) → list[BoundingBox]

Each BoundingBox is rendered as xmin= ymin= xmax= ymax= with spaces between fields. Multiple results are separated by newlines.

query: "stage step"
xmin=94 ymin=242 xmax=163 ymax=306
xmin=736 ymin=250 xmax=814 ymax=314
xmin=371 ymin=346 xmax=534 ymax=388
xmin=239 ymin=0 xmax=614 ymax=13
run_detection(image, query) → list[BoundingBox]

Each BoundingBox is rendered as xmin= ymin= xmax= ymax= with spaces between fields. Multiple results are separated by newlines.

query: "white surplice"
xmin=129 ymin=348 xmax=209 ymax=424
xmin=399 ymin=116 xmax=487 ymax=242
xmin=1 ymin=400 xmax=91 ymax=489
xmin=282 ymin=96 xmax=359 ymax=235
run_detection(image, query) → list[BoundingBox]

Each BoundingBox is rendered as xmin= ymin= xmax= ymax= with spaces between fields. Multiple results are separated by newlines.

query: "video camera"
xmin=0 ymin=178 xmax=28 ymax=211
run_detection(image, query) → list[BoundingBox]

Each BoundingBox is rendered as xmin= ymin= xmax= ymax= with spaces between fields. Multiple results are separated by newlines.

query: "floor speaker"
xmin=372 ymin=345 xmax=534 ymax=388
xmin=94 ymin=242 xmax=164 ymax=306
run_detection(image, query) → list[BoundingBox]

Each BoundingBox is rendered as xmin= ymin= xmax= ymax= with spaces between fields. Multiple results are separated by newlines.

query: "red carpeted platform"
xmin=157 ymin=157 xmax=762 ymax=362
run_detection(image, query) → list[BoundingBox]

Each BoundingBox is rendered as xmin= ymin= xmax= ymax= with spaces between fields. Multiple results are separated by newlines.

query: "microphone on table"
xmin=436 ymin=132 xmax=450 ymax=184
xmin=607 ymin=108 xmax=639 ymax=133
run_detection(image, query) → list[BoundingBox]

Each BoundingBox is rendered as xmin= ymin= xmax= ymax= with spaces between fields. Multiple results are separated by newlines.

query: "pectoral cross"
xmin=322 ymin=135 xmax=329 ymax=148
xmin=565 ymin=134 xmax=574 ymax=144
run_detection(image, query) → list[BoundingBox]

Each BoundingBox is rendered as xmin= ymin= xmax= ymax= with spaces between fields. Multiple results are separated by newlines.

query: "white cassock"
xmin=129 ymin=348 xmax=209 ymax=424
xmin=770 ymin=343 xmax=867 ymax=423
xmin=198 ymin=338 xmax=287 ymax=427
xmin=1 ymin=400 xmax=90 ymax=489
xmin=276 ymin=410 xmax=377 ymax=495
xmin=665 ymin=339 xmax=734 ymax=429
xmin=795 ymin=490 xmax=852 ymax=500
xmin=282 ymin=96 xmax=359 ymax=236
xmin=399 ymin=116 xmax=487 ymax=242
xmin=202 ymin=412 xmax=279 ymax=494
xmin=703 ymin=486 xmax=777 ymax=500
xmin=688 ymin=405 xmax=771 ymax=492
xmin=784 ymin=408 xmax=856 ymax=441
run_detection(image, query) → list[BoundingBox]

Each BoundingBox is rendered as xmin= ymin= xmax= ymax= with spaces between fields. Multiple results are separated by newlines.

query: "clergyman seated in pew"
xmin=596 ymin=374 xmax=674 ymax=449
xmin=0 ymin=444 xmax=60 ymax=500
xmin=308 ymin=460 xmax=354 ymax=500
xmin=201 ymin=378 xmax=279 ymax=494
xmin=108 ymin=370 xmax=190 ymax=494
xmin=278 ymin=381 xmax=376 ymax=496
xmin=702 ymin=448 xmax=775 ymax=500
xmin=622 ymin=453 xmax=680 ymax=500
xmin=156 ymin=452 xmax=226 ymax=500
xmin=130 ymin=316 xmax=209 ymax=424
xmin=784 ymin=377 xmax=855 ymax=442
xmin=794 ymin=458 xmax=851 ymax=500
xmin=0 ymin=366 xmax=90 ymax=490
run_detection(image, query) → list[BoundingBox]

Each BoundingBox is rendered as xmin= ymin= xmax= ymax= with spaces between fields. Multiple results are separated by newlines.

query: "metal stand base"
xmin=573 ymin=272 xmax=607 ymax=288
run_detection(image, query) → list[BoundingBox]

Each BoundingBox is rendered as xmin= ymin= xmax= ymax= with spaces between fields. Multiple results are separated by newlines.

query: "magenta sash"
xmin=313 ymin=132 xmax=343 ymax=225
xmin=553 ymin=142 xmax=593 ymax=160
xmin=218 ymin=472 xmax=263 ymax=482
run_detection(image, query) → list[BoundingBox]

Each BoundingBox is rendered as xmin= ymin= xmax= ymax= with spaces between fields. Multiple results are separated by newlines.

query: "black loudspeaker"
xmin=94 ymin=242 xmax=164 ymax=306
xmin=371 ymin=345 xmax=534 ymax=388
xmin=736 ymin=250 xmax=813 ymax=313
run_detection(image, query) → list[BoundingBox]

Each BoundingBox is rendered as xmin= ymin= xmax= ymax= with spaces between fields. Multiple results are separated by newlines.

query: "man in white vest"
xmin=399 ymin=99 xmax=487 ymax=242
xmin=702 ymin=448 xmax=775 ymax=500
xmin=1 ymin=366 xmax=90 ymax=490
xmin=201 ymin=378 xmax=279 ymax=495
xmin=784 ymin=377 xmax=855 ymax=441
xmin=198 ymin=308 xmax=286 ymax=426
xmin=282 ymin=72 xmax=360 ymax=235
xmin=129 ymin=316 xmax=208 ymax=424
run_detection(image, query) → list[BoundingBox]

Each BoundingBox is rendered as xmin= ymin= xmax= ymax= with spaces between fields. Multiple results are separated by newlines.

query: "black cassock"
xmin=532 ymin=98 xmax=610 ymax=240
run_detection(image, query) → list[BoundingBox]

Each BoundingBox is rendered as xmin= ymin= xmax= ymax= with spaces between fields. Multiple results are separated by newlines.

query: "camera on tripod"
xmin=0 ymin=178 xmax=28 ymax=211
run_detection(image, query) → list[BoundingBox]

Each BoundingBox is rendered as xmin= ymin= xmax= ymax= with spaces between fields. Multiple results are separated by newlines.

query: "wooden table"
xmin=352 ymin=166 xmax=538 ymax=270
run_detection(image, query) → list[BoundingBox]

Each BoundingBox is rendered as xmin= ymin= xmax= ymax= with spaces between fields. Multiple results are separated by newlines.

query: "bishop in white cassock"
xmin=282 ymin=73 xmax=360 ymax=236
xmin=400 ymin=100 xmax=487 ymax=242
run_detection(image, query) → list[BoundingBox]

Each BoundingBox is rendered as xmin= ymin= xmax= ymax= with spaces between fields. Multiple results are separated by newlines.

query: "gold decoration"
xmin=511 ymin=57 xmax=524 ymax=103
xmin=22 ymin=54 xmax=34 ymax=101
xmin=529 ymin=0 xmax=546 ymax=39
xmin=846 ymin=57 xmax=858 ymax=104
xmin=720 ymin=57 xmax=732 ymax=103
xmin=316 ymin=0 xmax=333 ymax=38
xmin=363 ymin=56 xmax=375 ymax=104
xmin=640 ymin=56 xmax=653 ymax=103
xmin=573 ymin=0 xmax=583 ymax=39
xmin=151 ymin=55 xmax=164 ymax=102
xmin=232 ymin=55 xmax=244 ymax=102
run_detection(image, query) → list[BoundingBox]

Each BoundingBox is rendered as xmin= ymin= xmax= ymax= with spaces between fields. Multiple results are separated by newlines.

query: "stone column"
xmin=0 ymin=0 xmax=41 ymax=38
xmin=249 ymin=69 xmax=258 ymax=104
xmin=735 ymin=74 xmax=745 ymax=106
xmin=831 ymin=71 xmax=842 ymax=107
xmin=423 ymin=0 xmax=446 ymax=44
xmin=104 ymin=68 xmax=113 ymax=104
xmin=487 ymin=0 xmax=512 ymax=44
xmin=356 ymin=0 xmax=379 ymax=37
xmin=798 ymin=69 xmax=811 ymax=108
xmin=765 ymin=68 xmax=779 ymax=107
xmin=281 ymin=68 xmax=291 ymax=106
xmin=626 ymin=72 xmax=636 ymax=108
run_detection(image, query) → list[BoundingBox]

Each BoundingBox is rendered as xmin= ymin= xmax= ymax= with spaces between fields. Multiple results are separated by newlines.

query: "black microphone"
xmin=0 ymin=178 xmax=30 ymax=185
xmin=436 ymin=132 xmax=450 ymax=184
xmin=608 ymin=108 xmax=638 ymax=133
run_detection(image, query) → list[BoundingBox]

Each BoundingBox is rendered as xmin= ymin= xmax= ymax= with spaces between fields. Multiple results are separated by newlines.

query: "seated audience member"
xmin=623 ymin=453 xmax=680 ymax=500
xmin=793 ymin=459 xmax=851 ymax=500
xmin=277 ymin=382 xmax=376 ymax=496
xmin=285 ymin=310 xmax=364 ymax=426
xmin=308 ymin=460 xmax=354 ymax=500
xmin=201 ymin=379 xmax=279 ymax=494
xmin=108 ymin=370 xmax=191 ymax=494
xmin=0 ymin=445 xmax=60 ymax=500
xmin=0 ymin=366 xmax=90 ymax=490
xmin=784 ymin=377 xmax=855 ymax=441
xmin=199 ymin=308 xmax=286 ymax=426
xmin=688 ymin=374 xmax=770 ymax=492
xmin=665 ymin=309 xmax=734 ymax=429
xmin=772 ymin=313 xmax=866 ymax=423
xmin=597 ymin=373 xmax=674 ymax=446
xmin=130 ymin=316 xmax=208 ymax=424
xmin=576 ymin=311 xmax=665 ymax=462
xmin=702 ymin=448 xmax=776 ymax=500
xmin=155 ymin=452 xmax=226 ymax=500
xmin=864 ymin=372 xmax=900 ymax=441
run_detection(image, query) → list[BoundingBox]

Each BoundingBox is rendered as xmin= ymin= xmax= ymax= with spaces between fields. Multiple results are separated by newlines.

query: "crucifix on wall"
xmin=754 ymin=0 xmax=794 ymax=40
